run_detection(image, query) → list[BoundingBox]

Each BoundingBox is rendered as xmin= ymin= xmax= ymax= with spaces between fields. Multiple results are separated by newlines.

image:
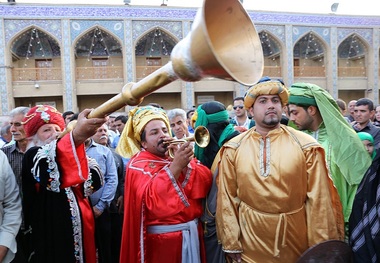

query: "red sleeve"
xmin=56 ymin=132 xmax=89 ymax=188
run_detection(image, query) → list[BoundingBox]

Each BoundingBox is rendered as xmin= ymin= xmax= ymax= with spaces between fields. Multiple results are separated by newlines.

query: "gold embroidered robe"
xmin=215 ymin=125 xmax=342 ymax=263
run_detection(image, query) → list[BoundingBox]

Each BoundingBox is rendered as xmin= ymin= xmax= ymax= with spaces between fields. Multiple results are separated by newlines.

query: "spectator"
xmin=84 ymin=136 xmax=117 ymax=263
xmin=229 ymin=96 xmax=255 ymax=132
xmin=110 ymin=115 xmax=128 ymax=149
xmin=167 ymin=108 xmax=190 ymax=140
xmin=352 ymin=98 xmax=380 ymax=149
xmin=0 ymin=124 xmax=12 ymax=148
xmin=1 ymin=106 xmax=30 ymax=263
xmin=288 ymin=83 xmax=371 ymax=239
xmin=91 ymin=123 xmax=126 ymax=263
xmin=186 ymin=109 xmax=195 ymax=134
xmin=62 ymin=111 xmax=74 ymax=127
xmin=0 ymin=150 xmax=22 ymax=263
xmin=192 ymin=101 xmax=240 ymax=263
xmin=346 ymin=100 xmax=357 ymax=122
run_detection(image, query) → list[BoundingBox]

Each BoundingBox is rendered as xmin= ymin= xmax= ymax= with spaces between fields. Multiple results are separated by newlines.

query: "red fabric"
xmin=57 ymin=134 xmax=97 ymax=263
xmin=23 ymin=105 xmax=65 ymax=137
xmin=120 ymin=150 xmax=212 ymax=263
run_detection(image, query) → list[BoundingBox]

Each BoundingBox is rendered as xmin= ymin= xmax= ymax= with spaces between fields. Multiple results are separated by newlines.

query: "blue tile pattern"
xmin=331 ymin=27 xmax=338 ymax=98
xmin=0 ymin=19 xmax=8 ymax=114
xmin=5 ymin=19 xmax=61 ymax=44
xmin=62 ymin=20 xmax=73 ymax=110
xmin=132 ymin=20 xmax=182 ymax=42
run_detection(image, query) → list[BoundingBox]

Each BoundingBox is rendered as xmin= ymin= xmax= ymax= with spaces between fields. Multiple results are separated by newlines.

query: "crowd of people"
xmin=0 ymin=77 xmax=379 ymax=263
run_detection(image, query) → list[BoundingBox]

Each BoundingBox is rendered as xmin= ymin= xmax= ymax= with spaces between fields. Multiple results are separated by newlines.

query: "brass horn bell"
xmin=167 ymin=126 xmax=210 ymax=158
xmin=84 ymin=0 xmax=263 ymax=119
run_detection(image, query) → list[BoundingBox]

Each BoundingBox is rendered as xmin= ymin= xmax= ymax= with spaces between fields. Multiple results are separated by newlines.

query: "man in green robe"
xmin=288 ymin=83 xmax=371 ymax=239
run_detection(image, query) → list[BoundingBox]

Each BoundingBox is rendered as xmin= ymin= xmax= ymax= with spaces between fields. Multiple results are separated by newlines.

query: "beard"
xmin=27 ymin=134 xmax=57 ymax=150
xmin=262 ymin=115 xmax=280 ymax=127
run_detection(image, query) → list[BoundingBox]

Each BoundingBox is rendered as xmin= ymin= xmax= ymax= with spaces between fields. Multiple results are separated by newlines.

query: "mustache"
xmin=100 ymin=135 xmax=108 ymax=140
xmin=158 ymin=139 xmax=168 ymax=148
xmin=265 ymin=110 xmax=278 ymax=115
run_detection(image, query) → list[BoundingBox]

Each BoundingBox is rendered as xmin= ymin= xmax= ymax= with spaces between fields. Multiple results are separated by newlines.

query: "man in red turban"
xmin=21 ymin=105 xmax=107 ymax=263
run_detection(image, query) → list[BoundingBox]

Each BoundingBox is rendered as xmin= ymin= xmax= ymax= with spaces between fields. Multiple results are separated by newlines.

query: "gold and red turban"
xmin=116 ymin=106 xmax=170 ymax=158
xmin=22 ymin=105 xmax=65 ymax=137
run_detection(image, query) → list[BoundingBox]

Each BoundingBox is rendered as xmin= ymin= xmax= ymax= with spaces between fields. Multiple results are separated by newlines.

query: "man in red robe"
xmin=21 ymin=105 xmax=107 ymax=263
xmin=117 ymin=106 xmax=212 ymax=263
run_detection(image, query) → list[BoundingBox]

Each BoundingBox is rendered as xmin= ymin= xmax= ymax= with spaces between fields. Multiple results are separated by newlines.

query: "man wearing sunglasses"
xmin=230 ymin=96 xmax=255 ymax=132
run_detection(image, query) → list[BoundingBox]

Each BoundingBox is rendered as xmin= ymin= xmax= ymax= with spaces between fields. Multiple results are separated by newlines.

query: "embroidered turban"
xmin=116 ymin=106 xmax=170 ymax=158
xmin=22 ymin=105 xmax=65 ymax=137
xmin=244 ymin=76 xmax=289 ymax=108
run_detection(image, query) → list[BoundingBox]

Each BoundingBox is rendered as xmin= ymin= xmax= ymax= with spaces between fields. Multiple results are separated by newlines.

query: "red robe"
xmin=22 ymin=133 xmax=99 ymax=263
xmin=120 ymin=150 xmax=212 ymax=263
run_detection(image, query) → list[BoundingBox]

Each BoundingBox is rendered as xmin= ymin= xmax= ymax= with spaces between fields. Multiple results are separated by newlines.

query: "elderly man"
xmin=1 ymin=106 xmax=31 ymax=262
xmin=91 ymin=123 xmax=125 ymax=263
xmin=167 ymin=108 xmax=191 ymax=139
xmin=0 ymin=150 xmax=21 ymax=263
xmin=84 ymin=133 xmax=117 ymax=263
xmin=215 ymin=77 xmax=342 ymax=263
xmin=288 ymin=83 xmax=371 ymax=239
xmin=21 ymin=105 xmax=106 ymax=263
xmin=116 ymin=106 xmax=212 ymax=263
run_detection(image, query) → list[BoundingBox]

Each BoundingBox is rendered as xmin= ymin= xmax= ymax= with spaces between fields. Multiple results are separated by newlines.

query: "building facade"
xmin=0 ymin=3 xmax=379 ymax=115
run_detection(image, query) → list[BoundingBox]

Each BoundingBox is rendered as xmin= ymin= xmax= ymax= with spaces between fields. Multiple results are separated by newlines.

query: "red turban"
xmin=22 ymin=105 xmax=65 ymax=137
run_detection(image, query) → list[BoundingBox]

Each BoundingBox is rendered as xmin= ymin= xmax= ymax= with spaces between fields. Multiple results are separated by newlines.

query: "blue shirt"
xmin=86 ymin=140 xmax=118 ymax=212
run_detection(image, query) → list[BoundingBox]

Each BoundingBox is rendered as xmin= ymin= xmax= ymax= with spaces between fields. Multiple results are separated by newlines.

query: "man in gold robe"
xmin=215 ymin=77 xmax=343 ymax=263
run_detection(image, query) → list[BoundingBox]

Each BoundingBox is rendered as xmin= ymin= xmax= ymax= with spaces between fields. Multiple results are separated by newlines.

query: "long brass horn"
xmin=86 ymin=0 xmax=263 ymax=119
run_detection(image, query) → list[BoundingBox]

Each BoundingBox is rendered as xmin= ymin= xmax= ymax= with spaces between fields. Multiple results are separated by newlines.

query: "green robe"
xmin=307 ymin=124 xmax=358 ymax=223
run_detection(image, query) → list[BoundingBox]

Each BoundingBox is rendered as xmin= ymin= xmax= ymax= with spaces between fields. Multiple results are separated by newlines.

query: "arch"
xmin=134 ymin=26 xmax=179 ymax=57
xmin=338 ymin=33 xmax=368 ymax=77
xmin=73 ymin=25 xmax=123 ymax=81
xmin=73 ymin=25 xmax=123 ymax=58
xmin=293 ymin=31 xmax=327 ymax=77
xmin=259 ymin=30 xmax=283 ymax=78
xmin=134 ymin=27 xmax=179 ymax=81
xmin=9 ymin=26 xmax=62 ymax=81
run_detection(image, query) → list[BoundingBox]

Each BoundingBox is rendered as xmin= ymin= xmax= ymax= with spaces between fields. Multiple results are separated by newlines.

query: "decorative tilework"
xmin=0 ymin=5 xmax=380 ymax=28
xmin=256 ymin=25 xmax=285 ymax=43
xmin=250 ymin=12 xmax=380 ymax=27
xmin=185 ymin=82 xmax=193 ymax=110
xmin=132 ymin=20 xmax=182 ymax=42
xmin=62 ymin=20 xmax=73 ymax=110
xmin=125 ymin=20 xmax=133 ymax=82
xmin=285 ymin=25 xmax=294 ymax=85
xmin=0 ymin=6 xmax=198 ymax=20
xmin=331 ymin=27 xmax=338 ymax=98
xmin=292 ymin=26 xmax=330 ymax=44
xmin=183 ymin=21 xmax=191 ymax=39
xmin=373 ymin=28 xmax=379 ymax=102
xmin=237 ymin=84 xmax=247 ymax=97
xmin=0 ymin=19 xmax=8 ymax=114
xmin=71 ymin=20 xmax=124 ymax=42
xmin=337 ymin=28 xmax=372 ymax=46
xmin=4 ymin=19 xmax=61 ymax=44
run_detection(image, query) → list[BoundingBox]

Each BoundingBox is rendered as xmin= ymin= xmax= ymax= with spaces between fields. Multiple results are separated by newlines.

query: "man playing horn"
xmin=116 ymin=106 xmax=212 ymax=263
